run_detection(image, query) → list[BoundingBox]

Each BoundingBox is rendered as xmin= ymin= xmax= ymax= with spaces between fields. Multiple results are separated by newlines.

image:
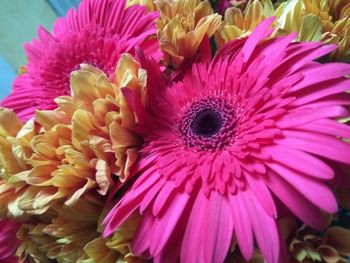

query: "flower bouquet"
xmin=0 ymin=0 xmax=350 ymax=262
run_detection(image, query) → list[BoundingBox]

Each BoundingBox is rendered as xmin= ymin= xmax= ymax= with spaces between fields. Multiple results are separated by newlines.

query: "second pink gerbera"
xmin=103 ymin=18 xmax=350 ymax=263
xmin=1 ymin=0 xmax=160 ymax=121
xmin=0 ymin=219 xmax=20 ymax=263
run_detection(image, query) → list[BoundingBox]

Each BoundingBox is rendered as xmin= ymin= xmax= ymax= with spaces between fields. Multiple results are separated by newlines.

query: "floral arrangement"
xmin=0 ymin=0 xmax=350 ymax=262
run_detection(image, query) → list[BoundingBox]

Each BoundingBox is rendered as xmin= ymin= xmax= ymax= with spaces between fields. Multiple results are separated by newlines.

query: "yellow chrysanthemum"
xmin=16 ymin=197 xmax=99 ymax=263
xmin=0 ymin=54 xmax=146 ymax=217
xmin=275 ymin=0 xmax=350 ymax=60
xmin=156 ymin=0 xmax=221 ymax=69
xmin=0 ymin=108 xmax=55 ymax=217
xmin=83 ymin=213 xmax=142 ymax=263
xmin=215 ymin=0 xmax=275 ymax=47
xmin=16 ymin=196 xmax=140 ymax=263
xmin=0 ymin=54 xmax=148 ymax=262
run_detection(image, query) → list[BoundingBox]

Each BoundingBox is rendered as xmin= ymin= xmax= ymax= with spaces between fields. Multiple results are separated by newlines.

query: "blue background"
xmin=0 ymin=0 xmax=79 ymax=100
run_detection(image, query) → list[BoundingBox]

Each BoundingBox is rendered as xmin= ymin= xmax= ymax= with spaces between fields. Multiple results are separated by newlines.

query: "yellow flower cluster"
xmin=216 ymin=0 xmax=350 ymax=60
xmin=0 ymin=54 xmax=146 ymax=262
xmin=155 ymin=0 xmax=222 ymax=69
xmin=215 ymin=0 xmax=275 ymax=47
xmin=129 ymin=0 xmax=349 ymax=61
xmin=276 ymin=0 xmax=350 ymax=60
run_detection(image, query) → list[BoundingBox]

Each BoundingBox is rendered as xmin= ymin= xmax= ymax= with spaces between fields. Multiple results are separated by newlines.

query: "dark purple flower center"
xmin=179 ymin=97 xmax=236 ymax=150
xmin=191 ymin=109 xmax=223 ymax=137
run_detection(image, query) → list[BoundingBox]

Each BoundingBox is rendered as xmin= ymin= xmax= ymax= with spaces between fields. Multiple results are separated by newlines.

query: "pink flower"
xmin=1 ymin=0 xmax=160 ymax=121
xmin=103 ymin=18 xmax=350 ymax=263
xmin=0 ymin=219 xmax=20 ymax=262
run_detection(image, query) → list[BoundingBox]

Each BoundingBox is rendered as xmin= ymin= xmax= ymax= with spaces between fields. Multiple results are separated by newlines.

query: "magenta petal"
xmin=149 ymin=191 xmax=190 ymax=255
xmin=0 ymin=219 xmax=20 ymax=261
xmin=245 ymin=172 xmax=277 ymax=217
xmin=0 ymin=74 xmax=54 ymax=121
xmin=202 ymin=192 xmax=233 ymax=263
xmin=265 ymin=170 xmax=324 ymax=228
xmin=240 ymin=16 xmax=275 ymax=62
xmin=278 ymin=130 xmax=350 ymax=164
xmin=291 ymin=79 xmax=350 ymax=106
xmin=267 ymin=162 xmax=338 ymax=213
xmin=242 ymin=190 xmax=280 ymax=263
xmin=229 ymin=193 xmax=254 ymax=260
xmin=275 ymin=43 xmax=335 ymax=77
xmin=181 ymin=190 xmax=209 ymax=263
xmin=278 ymin=105 xmax=348 ymax=128
xmin=103 ymin=194 xmax=142 ymax=237
xmin=295 ymin=118 xmax=350 ymax=139
xmin=132 ymin=207 xmax=154 ymax=256
xmin=140 ymin=180 xmax=165 ymax=213
xmin=290 ymin=63 xmax=350 ymax=92
xmin=152 ymin=183 xmax=176 ymax=216
xmin=263 ymin=145 xmax=334 ymax=179
xmin=103 ymin=174 xmax=160 ymax=237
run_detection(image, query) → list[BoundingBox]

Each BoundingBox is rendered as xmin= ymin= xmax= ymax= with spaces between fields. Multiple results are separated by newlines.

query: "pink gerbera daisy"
xmin=103 ymin=18 xmax=350 ymax=263
xmin=1 ymin=0 xmax=160 ymax=121
xmin=0 ymin=219 xmax=20 ymax=263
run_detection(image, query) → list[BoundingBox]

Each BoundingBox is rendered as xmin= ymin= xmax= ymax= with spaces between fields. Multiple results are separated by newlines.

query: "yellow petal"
xmin=65 ymin=178 xmax=95 ymax=206
xmin=95 ymin=159 xmax=112 ymax=195
xmin=70 ymin=65 xmax=113 ymax=102
xmin=72 ymin=110 xmax=95 ymax=150
xmin=109 ymin=121 xmax=141 ymax=148
xmin=36 ymin=110 xmax=70 ymax=131
xmin=299 ymin=14 xmax=323 ymax=41
xmin=0 ymin=107 xmax=22 ymax=137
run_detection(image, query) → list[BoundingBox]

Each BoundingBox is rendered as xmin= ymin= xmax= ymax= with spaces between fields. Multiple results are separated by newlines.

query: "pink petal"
xmin=152 ymin=183 xmax=176 ymax=216
xmin=103 ymin=173 xmax=160 ymax=237
xmin=290 ymin=63 xmax=350 ymax=92
xmin=290 ymin=79 xmax=350 ymax=106
xmin=245 ymin=172 xmax=277 ymax=217
xmin=228 ymin=193 xmax=254 ymax=260
xmin=240 ymin=17 xmax=275 ymax=62
xmin=149 ymin=190 xmax=190 ymax=255
xmin=181 ymin=190 xmax=209 ymax=263
xmin=265 ymin=170 xmax=324 ymax=228
xmin=278 ymin=130 xmax=350 ymax=164
xmin=272 ymin=43 xmax=335 ymax=79
xmin=249 ymin=33 xmax=297 ymax=81
xmin=140 ymin=180 xmax=165 ymax=213
xmin=132 ymin=207 xmax=155 ymax=256
xmin=262 ymin=145 xmax=334 ymax=179
xmin=294 ymin=118 xmax=350 ymax=139
xmin=297 ymin=93 xmax=350 ymax=109
xmin=242 ymin=190 xmax=280 ymax=263
xmin=155 ymin=193 xmax=194 ymax=263
xmin=277 ymin=105 xmax=348 ymax=128
xmin=267 ymin=162 xmax=338 ymax=213
xmin=203 ymin=191 xmax=233 ymax=263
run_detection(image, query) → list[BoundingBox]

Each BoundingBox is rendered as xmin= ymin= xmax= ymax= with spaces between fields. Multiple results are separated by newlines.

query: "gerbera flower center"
xmin=191 ymin=109 xmax=223 ymax=137
xmin=179 ymin=97 xmax=236 ymax=150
